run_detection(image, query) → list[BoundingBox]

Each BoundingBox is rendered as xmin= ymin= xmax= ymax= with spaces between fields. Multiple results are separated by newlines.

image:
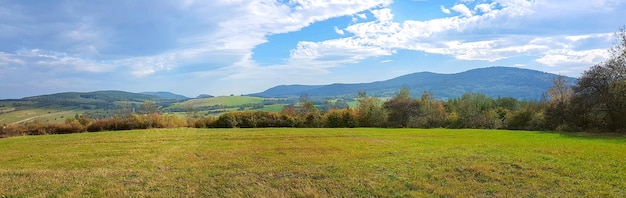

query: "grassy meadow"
xmin=168 ymin=96 xmax=265 ymax=109
xmin=0 ymin=128 xmax=625 ymax=197
xmin=0 ymin=108 xmax=79 ymax=125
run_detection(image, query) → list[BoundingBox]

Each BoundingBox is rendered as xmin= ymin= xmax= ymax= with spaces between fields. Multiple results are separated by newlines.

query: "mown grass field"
xmin=0 ymin=128 xmax=625 ymax=197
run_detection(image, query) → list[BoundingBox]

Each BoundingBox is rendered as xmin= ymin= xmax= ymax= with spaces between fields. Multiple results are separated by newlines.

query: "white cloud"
xmin=440 ymin=5 xmax=451 ymax=14
xmin=334 ymin=26 xmax=345 ymax=35
xmin=474 ymin=3 xmax=494 ymax=13
xmin=1 ymin=0 xmax=393 ymax=80
xmin=565 ymin=33 xmax=612 ymax=42
xmin=371 ymin=8 xmax=394 ymax=21
xmin=357 ymin=13 xmax=367 ymax=19
xmin=196 ymin=0 xmax=394 ymax=78
xmin=119 ymin=56 xmax=176 ymax=77
xmin=277 ymin=0 xmax=619 ymax=72
xmin=8 ymin=49 xmax=116 ymax=73
xmin=352 ymin=13 xmax=367 ymax=22
xmin=536 ymin=49 xmax=609 ymax=67
xmin=451 ymin=4 xmax=473 ymax=17
xmin=289 ymin=39 xmax=393 ymax=65
xmin=0 ymin=52 xmax=24 ymax=65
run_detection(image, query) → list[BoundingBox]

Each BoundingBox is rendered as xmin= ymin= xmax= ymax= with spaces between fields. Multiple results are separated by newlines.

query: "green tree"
xmin=217 ymin=113 xmax=238 ymax=128
xmin=335 ymin=99 xmax=350 ymax=109
xmin=545 ymin=75 xmax=573 ymax=130
xmin=416 ymin=91 xmax=447 ymax=128
xmin=384 ymin=88 xmax=420 ymax=128
xmin=324 ymin=109 xmax=344 ymax=128
xmin=356 ymin=92 xmax=386 ymax=127
xmin=342 ymin=108 xmax=358 ymax=128
xmin=453 ymin=93 xmax=496 ymax=128
xmin=570 ymin=27 xmax=626 ymax=132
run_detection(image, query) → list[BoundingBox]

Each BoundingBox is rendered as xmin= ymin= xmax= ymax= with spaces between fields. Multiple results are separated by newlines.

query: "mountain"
xmin=24 ymin=90 xmax=160 ymax=102
xmin=141 ymin=92 xmax=188 ymax=100
xmin=254 ymin=85 xmax=324 ymax=98
xmin=250 ymin=67 xmax=577 ymax=100
xmin=19 ymin=90 xmax=188 ymax=109
xmin=196 ymin=94 xmax=215 ymax=99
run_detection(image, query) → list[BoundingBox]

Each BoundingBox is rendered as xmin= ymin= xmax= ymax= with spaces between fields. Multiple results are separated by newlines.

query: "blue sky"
xmin=1 ymin=0 xmax=625 ymax=99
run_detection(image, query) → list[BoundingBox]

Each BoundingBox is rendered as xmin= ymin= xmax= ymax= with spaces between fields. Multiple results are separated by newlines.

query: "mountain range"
xmin=250 ymin=67 xmax=577 ymax=100
xmin=7 ymin=67 xmax=577 ymax=102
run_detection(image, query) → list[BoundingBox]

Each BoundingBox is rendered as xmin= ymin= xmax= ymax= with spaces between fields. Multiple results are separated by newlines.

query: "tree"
xmin=342 ymin=108 xmax=358 ymax=128
xmin=545 ymin=75 xmax=573 ymax=130
xmin=384 ymin=88 xmax=420 ymax=128
xmin=185 ymin=103 xmax=197 ymax=127
xmin=570 ymin=27 xmax=626 ymax=132
xmin=116 ymin=101 xmax=133 ymax=119
xmin=416 ymin=91 xmax=447 ymax=128
xmin=323 ymin=109 xmax=344 ymax=128
xmin=451 ymin=93 xmax=497 ymax=128
xmin=217 ymin=113 xmax=238 ymax=128
xmin=335 ymin=99 xmax=350 ymax=109
xmin=356 ymin=92 xmax=386 ymax=127
xmin=142 ymin=100 xmax=159 ymax=128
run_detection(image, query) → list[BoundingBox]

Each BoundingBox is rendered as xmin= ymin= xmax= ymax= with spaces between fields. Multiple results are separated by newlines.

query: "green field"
xmin=1 ymin=128 xmax=625 ymax=197
xmin=168 ymin=96 xmax=265 ymax=109
xmin=0 ymin=108 xmax=79 ymax=125
xmin=259 ymin=104 xmax=285 ymax=112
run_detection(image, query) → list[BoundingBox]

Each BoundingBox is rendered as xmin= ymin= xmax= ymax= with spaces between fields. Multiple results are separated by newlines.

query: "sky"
xmin=1 ymin=0 xmax=625 ymax=99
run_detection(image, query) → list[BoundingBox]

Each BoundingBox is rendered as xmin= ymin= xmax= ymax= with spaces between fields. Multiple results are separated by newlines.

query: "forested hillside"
xmin=251 ymin=67 xmax=576 ymax=100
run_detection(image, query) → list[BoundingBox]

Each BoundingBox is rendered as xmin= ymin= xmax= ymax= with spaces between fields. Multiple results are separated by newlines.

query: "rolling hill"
xmin=24 ymin=90 xmax=161 ymax=103
xmin=141 ymin=92 xmax=189 ymax=100
xmin=0 ymin=91 xmax=190 ymax=125
xmin=250 ymin=67 xmax=577 ymax=100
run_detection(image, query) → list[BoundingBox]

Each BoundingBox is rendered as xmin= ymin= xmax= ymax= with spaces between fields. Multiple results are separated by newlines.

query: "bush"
xmin=1 ymin=124 xmax=27 ymax=138
xmin=324 ymin=110 xmax=344 ymax=128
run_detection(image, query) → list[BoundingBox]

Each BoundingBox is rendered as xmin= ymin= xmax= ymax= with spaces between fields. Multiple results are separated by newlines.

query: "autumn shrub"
xmin=153 ymin=114 xmax=187 ymax=128
xmin=323 ymin=109 xmax=344 ymax=128
xmin=192 ymin=117 xmax=217 ymax=128
xmin=216 ymin=113 xmax=238 ymax=128
xmin=0 ymin=124 xmax=27 ymax=138
xmin=87 ymin=119 xmax=118 ymax=132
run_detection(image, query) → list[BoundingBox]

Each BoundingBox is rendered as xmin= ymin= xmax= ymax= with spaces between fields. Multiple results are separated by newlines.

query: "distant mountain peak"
xmin=196 ymin=94 xmax=214 ymax=99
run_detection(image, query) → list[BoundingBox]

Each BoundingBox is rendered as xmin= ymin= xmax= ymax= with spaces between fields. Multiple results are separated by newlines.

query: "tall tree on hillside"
xmin=570 ymin=27 xmax=626 ymax=132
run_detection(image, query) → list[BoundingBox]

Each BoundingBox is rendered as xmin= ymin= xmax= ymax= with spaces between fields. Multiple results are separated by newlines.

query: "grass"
xmin=259 ymin=104 xmax=285 ymax=112
xmin=169 ymin=96 xmax=265 ymax=109
xmin=0 ymin=108 xmax=78 ymax=125
xmin=0 ymin=128 xmax=625 ymax=197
